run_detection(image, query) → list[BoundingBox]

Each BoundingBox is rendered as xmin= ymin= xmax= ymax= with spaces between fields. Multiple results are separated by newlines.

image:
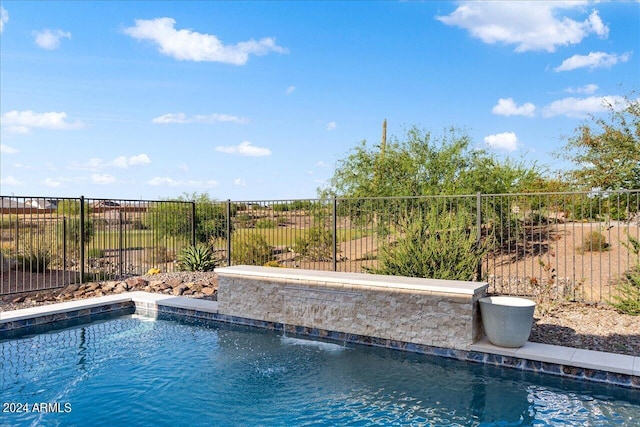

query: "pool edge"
xmin=1 ymin=292 xmax=638 ymax=390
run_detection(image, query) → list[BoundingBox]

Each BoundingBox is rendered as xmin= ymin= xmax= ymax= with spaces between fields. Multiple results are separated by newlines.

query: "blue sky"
xmin=1 ymin=1 xmax=638 ymax=201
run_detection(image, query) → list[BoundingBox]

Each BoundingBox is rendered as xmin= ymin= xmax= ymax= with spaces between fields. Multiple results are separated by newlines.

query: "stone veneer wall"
xmin=217 ymin=266 xmax=488 ymax=351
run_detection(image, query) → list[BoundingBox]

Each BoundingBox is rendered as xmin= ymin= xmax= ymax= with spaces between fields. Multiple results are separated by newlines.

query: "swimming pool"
xmin=2 ymin=313 xmax=639 ymax=426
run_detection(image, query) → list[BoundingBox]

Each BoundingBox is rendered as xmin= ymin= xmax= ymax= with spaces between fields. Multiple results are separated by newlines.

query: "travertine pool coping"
xmin=1 ymin=292 xmax=638 ymax=389
xmin=214 ymin=265 xmax=488 ymax=295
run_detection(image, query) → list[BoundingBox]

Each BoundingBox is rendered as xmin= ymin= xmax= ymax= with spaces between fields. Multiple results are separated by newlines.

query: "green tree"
xmin=320 ymin=126 xmax=541 ymax=198
xmin=144 ymin=192 xmax=232 ymax=243
xmin=559 ymin=92 xmax=640 ymax=190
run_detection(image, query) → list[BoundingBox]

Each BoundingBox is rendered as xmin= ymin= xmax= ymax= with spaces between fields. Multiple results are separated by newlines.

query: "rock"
xmin=190 ymin=283 xmax=204 ymax=293
xmin=113 ymin=284 xmax=128 ymax=294
xmin=33 ymin=294 xmax=45 ymax=303
xmin=167 ymin=278 xmax=183 ymax=288
xmin=86 ymin=283 xmax=100 ymax=292
xmin=125 ymin=277 xmax=148 ymax=290
xmin=201 ymin=287 xmax=215 ymax=296
xmin=102 ymin=281 xmax=118 ymax=291
xmin=172 ymin=284 xmax=189 ymax=296
xmin=60 ymin=284 xmax=80 ymax=295
xmin=12 ymin=295 xmax=26 ymax=304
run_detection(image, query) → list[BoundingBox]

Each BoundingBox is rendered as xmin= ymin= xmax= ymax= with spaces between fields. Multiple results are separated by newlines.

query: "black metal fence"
xmin=2 ymin=191 xmax=639 ymax=302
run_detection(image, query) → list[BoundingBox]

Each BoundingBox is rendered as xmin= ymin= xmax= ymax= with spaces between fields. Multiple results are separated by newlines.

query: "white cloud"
xmin=152 ymin=112 xmax=248 ymax=124
xmin=33 ymin=29 xmax=71 ymax=50
xmin=484 ymin=132 xmax=519 ymax=152
xmin=152 ymin=113 xmax=188 ymax=123
xmin=127 ymin=154 xmax=151 ymax=166
xmin=85 ymin=158 xmax=103 ymax=171
xmin=91 ymin=174 xmax=116 ymax=184
xmin=148 ymin=176 xmax=218 ymax=188
xmin=326 ymin=121 xmax=337 ymax=131
xmin=0 ymin=7 xmax=8 ymax=34
xmin=316 ymin=161 xmax=329 ymax=168
xmin=123 ymin=17 xmax=288 ymax=65
xmin=437 ymin=3 xmax=608 ymax=52
xmin=71 ymin=154 xmax=150 ymax=171
xmin=43 ymin=178 xmax=61 ymax=188
xmin=111 ymin=154 xmax=151 ymax=168
xmin=543 ymin=95 xmax=627 ymax=118
xmin=1 ymin=144 xmax=18 ymax=154
xmin=0 ymin=176 xmax=21 ymax=186
xmin=234 ymin=178 xmax=246 ymax=186
xmin=214 ymin=141 xmax=271 ymax=157
xmin=491 ymin=98 xmax=536 ymax=117
xmin=1 ymin=110 xmax=84 ymax=133
xmin=286 ymin=86 xmax=296 ymax=95
xmin=554 ymin=51 xmax=631 ymax=72
xmin=565 ymin=84 xmax=599 ymax=95
xmin=148 ymin=177 xmax=176 ymax=186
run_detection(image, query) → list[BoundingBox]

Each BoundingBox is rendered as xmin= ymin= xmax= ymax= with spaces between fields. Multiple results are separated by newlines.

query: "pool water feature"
xmin=2 ymin=314 xmax=639 ymax=426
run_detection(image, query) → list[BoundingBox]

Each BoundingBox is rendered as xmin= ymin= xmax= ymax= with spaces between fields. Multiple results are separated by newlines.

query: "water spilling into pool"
xmin=1 ymin=314 xmax=638 ymax=426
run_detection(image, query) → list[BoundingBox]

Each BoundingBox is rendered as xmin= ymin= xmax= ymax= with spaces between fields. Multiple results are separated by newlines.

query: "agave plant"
xmin=178 ymin=243 xmax=217 ymax=272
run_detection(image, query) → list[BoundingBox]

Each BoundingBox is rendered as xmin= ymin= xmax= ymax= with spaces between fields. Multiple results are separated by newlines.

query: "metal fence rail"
xmin=2 ymin=191 xmax=639 ymax=302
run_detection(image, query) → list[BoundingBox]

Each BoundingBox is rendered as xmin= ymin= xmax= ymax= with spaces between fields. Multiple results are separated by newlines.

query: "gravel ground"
xmin=530 ymin=302 xmax=640 ymax=356
xmin=2 ymin=272 xmax=638 ymax=357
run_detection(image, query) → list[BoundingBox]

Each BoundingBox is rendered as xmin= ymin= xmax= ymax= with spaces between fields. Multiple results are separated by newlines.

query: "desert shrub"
xmin=18 ymin=248 xmax=51 ymax=273
xmin=255 ymin=219 xmax=276 ymax=229
xmin=293 ymin=226 xmax=335 ymax=261
xmin=578 ymin=231 xmax=609 ymax=253
xmin=235 ymin=214 xmax=255 ymax=228
xmin=199 ymin=217 xmax=228 ymax=242
xmin=264 ymin=260 xmax=283 ymax=267
xmin=178 ymin=243 xmax=217 ymax=272
xmin=59 ymin=217 xmax=95 ymax=253
xmin=611 ymin=267 xmax=640 ymax=315
xmin=369 ymin=208 xmax=487 ymax=281
xmin=272 ymin=203 xmax=290 ymax=212
xmin=276 ymin=216 xmax=288 ymax=227
xmin=232 ymin=234 xmax=273 ymax=265
xmin=131 ymin=219 xmax=151 ymax=230
xmin=611 ymin=235 xmax=640 ymax=315
xmin=87 ymin=248 xmax=105 ymax=258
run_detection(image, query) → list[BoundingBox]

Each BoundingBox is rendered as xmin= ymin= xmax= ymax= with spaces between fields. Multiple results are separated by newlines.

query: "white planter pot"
xmin=479 ymin=296 xmax=536 ymax=348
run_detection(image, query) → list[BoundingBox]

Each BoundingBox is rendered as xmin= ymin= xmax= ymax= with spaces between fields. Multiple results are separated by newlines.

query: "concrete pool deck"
xmin=1 ymin=291 xmax=639 ymax=389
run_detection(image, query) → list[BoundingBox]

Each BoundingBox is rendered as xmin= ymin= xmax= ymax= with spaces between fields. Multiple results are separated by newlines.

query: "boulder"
xmin=126 ymin=277 xmax=148 ymax=290
xmin=59 ymin=284 xmax=80 ymax=296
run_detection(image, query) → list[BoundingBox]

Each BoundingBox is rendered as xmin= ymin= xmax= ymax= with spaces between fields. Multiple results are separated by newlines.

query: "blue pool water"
xmin=1 ymin=314 xmax=639 ymax=426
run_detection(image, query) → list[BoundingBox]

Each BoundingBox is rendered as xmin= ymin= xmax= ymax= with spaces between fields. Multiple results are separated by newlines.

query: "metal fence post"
xmin=80 ymin=195 xmax=85 ymax=284
xmin=191 ymin=201 xmax=196 ymax=246
xmin=332 ymin=197 xmax=337 ymax=271
xmin=62 ymin=216 xmax=67 ymax=273
xmin=15 ymin=217 xmax=19 ymax=254
xmin=119 ymin=211 xmax=124 ymax=277
xmin=476 ymin=192 xmax=482 ymax=281
xmin=226 ymin=199 xmax=232 ymax=266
